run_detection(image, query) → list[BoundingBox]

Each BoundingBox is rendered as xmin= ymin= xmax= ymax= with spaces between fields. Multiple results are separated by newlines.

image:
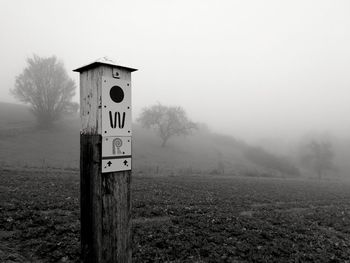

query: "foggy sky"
xmin=1 ymin=0 xmax=349 ymax=142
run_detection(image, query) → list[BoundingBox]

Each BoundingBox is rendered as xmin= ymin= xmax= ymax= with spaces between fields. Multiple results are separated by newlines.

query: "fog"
xmin=3 ymin=2 xmax=350 ymax=260
xmin=1 ymin=0 xmax=349 ymax=144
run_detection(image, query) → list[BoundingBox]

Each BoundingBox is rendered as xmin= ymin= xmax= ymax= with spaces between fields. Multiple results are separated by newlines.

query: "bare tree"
xmin=11 ymin=55 xmax=76 ymax=128
xmin=300 ymin=138 xmax=335 ymax=179
xmin=138 ymin=103 xmax=197 ymax=147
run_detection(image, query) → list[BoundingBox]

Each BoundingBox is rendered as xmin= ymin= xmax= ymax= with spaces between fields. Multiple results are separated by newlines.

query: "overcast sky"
xmin=1 ymin=0 xmax=349 ymax=142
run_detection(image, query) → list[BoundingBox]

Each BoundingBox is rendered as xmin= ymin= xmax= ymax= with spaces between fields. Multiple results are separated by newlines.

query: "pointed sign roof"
xmin=73 ymin=56 xmax=137 ymax=72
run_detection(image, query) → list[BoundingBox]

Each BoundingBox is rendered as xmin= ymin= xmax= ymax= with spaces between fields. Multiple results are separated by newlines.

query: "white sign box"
xmin=102 ymin=136 xmax=132 ymax=173
xmin=102 ymin=76 xmax=131 ymax=136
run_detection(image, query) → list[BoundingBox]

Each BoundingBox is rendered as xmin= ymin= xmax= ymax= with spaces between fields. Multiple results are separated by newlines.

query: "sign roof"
xmin=73 ymin=56 xmax=137 ymax=73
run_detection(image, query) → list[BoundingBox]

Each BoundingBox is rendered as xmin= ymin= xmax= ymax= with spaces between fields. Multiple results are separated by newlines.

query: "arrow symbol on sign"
xmin=123 ymin=160 xmax=128 ymax=166
xmin=107 ymin=161 xmax=112 ymax=167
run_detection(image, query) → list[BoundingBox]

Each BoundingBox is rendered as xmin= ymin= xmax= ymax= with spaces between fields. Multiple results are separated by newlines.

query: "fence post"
xmin=74 ymin=58 xmax=137 ymax=263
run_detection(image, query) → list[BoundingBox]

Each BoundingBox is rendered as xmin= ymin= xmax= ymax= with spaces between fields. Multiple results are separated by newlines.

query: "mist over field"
xmin=0 ymin=0 xmax=349 ymax=178
xmin=1 ymin=0 xmax=350 ymax=262
xmin=1 ymin=0 xmax=350 ymax=142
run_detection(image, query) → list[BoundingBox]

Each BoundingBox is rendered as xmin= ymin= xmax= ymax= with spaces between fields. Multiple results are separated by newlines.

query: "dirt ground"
xmin=1 ymin=168 xmax=350 ymax=262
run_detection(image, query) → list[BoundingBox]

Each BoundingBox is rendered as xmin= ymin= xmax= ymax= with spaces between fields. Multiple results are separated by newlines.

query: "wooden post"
xmin=74 ymin=58 xmax=137 ymax=263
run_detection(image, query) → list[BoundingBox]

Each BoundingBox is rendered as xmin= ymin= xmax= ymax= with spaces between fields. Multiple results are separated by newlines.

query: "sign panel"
xmin=102 ymin=136 xmax=131 ymax=157
xmin=102 ymin=76 xmax=131 ymax=136
xmin=102 ymin=158 xmax=131 ymax=173
xmin=101 ymin=76 xmax=132 ymax=173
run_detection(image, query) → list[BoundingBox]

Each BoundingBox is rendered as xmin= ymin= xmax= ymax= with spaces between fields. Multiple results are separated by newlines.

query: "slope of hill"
xmin=0 ymin=102 xmax=299 ymax=176
xmin=133 ymin=124 xmax=255 ymax=174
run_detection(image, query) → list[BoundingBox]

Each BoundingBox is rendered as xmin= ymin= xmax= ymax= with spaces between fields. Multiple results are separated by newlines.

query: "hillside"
xmin=0 ymin=102 xmax=299 ymax=176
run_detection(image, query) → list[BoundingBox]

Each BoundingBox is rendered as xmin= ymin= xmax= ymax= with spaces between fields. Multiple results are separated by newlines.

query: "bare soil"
xmin=1 ymin=169 xmax=350 ymax=262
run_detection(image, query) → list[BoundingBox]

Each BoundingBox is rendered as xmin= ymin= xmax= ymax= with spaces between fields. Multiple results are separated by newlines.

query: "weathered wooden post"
xmin=74 ymin=57 xmax=137 ymax=263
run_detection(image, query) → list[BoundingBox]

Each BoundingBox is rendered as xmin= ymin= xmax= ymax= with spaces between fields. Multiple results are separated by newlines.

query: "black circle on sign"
xmin=109 ymin=86 xmax=124 ymax=103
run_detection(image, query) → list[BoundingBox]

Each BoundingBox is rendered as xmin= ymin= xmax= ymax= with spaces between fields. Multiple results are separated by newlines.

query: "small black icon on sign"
xmin=109 ymin=111 xmax=126 ymax=129
xmin=112 ymin=138 xmax=123 ymax=155
xmin=123 ymin=160 xmax=128 ymax=166
xmin=104 ymin=161 xmax=113 ymax=169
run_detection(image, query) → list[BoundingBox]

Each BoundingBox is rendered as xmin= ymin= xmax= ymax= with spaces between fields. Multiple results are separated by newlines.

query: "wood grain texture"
xmin=102 ymin=171 xmax=132 ymax=262
xmin=79 ymin=63 xmax=132 ymax=263
xmin=80 ymin=135 xmax=102 ymax=263
xmin=80 ymin=67 xmax=103 ymax=135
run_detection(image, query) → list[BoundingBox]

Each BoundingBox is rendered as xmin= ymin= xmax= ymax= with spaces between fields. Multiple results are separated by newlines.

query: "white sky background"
xmin=0 ymin=0 xmax=349 ymax=142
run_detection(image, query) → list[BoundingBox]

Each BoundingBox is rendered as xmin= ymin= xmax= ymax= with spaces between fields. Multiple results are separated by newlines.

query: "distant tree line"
xmin=12 ymin=55 xmax=335 ymax=179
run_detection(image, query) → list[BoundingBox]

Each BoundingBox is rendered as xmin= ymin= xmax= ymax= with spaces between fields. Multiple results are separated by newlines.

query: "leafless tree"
xmin=11 ymin=55 xmax=76 ymax=128
xmin=138 ymin=103 xmax=197 ymax=147
xmin=300 ymin=138 xmax=335 ymax=179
